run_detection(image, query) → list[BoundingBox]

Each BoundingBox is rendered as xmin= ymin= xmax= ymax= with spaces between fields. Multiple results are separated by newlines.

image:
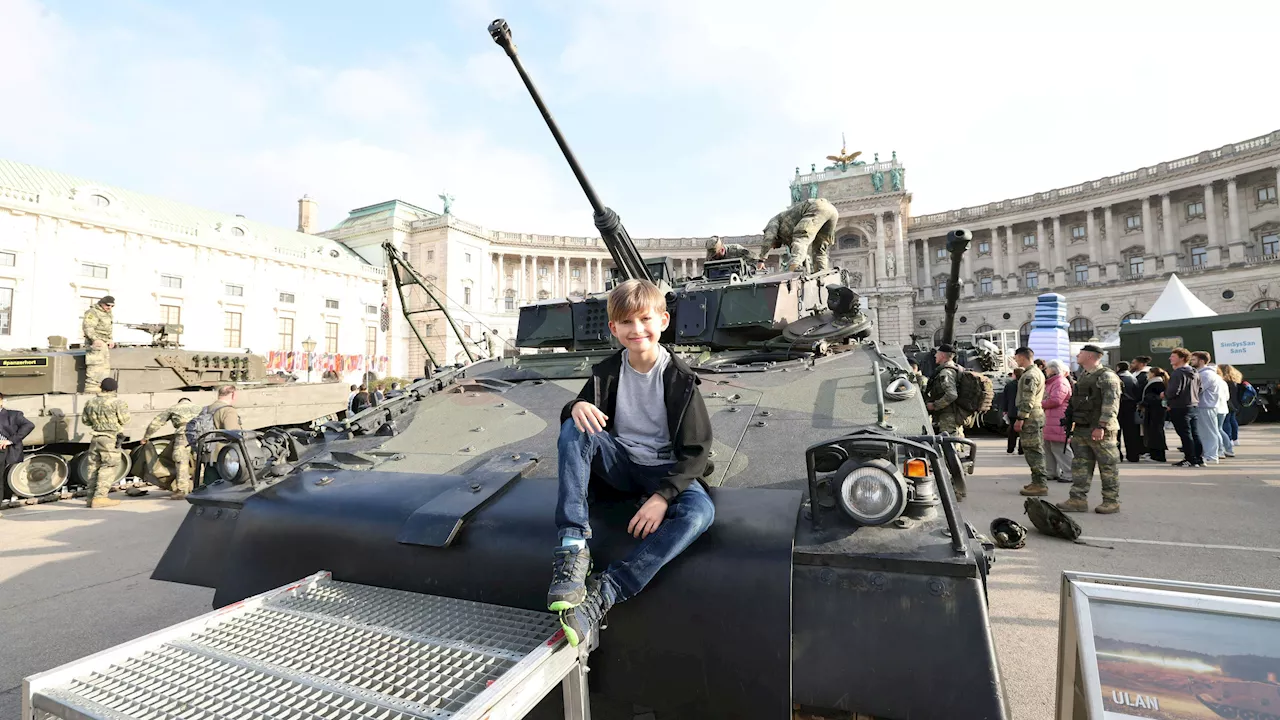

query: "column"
xmin=1204 ymin=183 xmax=1222 ymax=266
xmin=553 ymin=256 xmax=560 ymax=296
xmin=893 ymin=211 xmax=905 ymax=279
xmin=1004 ymin=226 xmax=1017 ymax=290
xmin=1161 ymin=193 xmax=1178 ymax=272
xmin=497 ymin=253 xmax=505 ymax=309
xmin=1051 ymin=216 xmax=1066 ymax=286
xmin=874 ymin=213 xmax=887 ymax=282
xmin=961 ymin=237 xmax=974 ymax=297
xmin=585 ymin=256 xmax=592 ymax=291
xmin=1227 ymin=176 xmax=1245 ymax=263
xmin=520 ymin=255 xmax=528 ymax=302
xmin=1103 ymin=206 xmax=1118 ymax=280
xmin=1141 ymin=197 xmax=1157 ymax=272
xmin=1085 ymin=209 xmax=1099 ymax=282
xmin=1038 ymin=219 xmax=1051 ymax=277
xmin=990 ymin=227 xmax=1004 ymax=295
xmin=597 ymin=258 xmax=605 ymax=290
xmin=921 ymin=238 xmax=933 ymax=300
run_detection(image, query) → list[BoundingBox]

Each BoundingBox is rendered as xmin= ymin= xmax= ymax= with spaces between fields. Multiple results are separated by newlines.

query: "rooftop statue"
xmin=824 ymin=133 xmax=864 ymax=172
xmin=871 ymin=167 xmax=885 ymax=193
xmin=891 ymin=167 xmax=903 ymax=192
xmin=438 ymin=192 xmax=455 ymax=215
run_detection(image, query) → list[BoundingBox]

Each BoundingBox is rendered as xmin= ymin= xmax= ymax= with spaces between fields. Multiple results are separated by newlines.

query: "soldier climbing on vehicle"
xmin=140 ymin=397 xmax=202 ymax=500
xmin=756 ymin=197 xmax=840 ymax=273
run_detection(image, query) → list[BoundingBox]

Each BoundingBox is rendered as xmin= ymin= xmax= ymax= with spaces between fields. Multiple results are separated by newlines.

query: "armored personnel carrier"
xmin=0 ymin=322 xmax=349 ymax=502
xmin=145 ymin=20 xmax=1010 ymax=720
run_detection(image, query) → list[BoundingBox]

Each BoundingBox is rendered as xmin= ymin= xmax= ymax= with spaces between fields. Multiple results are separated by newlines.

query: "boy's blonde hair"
xmin=607 ymin=279 xmax=666 ymax=322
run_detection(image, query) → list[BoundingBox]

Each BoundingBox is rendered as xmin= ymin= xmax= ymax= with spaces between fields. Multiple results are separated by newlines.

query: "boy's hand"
xmin=571 ymin=401 xmax=609 ymax=434
xmin=628 ymin=494 xmax=669 ymax=539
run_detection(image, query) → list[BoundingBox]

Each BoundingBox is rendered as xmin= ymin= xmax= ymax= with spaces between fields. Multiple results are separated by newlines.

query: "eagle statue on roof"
xmin=825 ymin=133 xmax=864 ymax=171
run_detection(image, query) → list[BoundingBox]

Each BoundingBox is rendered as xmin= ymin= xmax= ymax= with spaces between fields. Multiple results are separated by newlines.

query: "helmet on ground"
xmin=989 ymin=517 xmax=1027 ymax=549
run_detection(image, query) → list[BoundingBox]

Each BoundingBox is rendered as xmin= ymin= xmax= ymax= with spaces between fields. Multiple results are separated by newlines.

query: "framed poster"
xmin=1057 ymin=572 xmax=1280 ymax=720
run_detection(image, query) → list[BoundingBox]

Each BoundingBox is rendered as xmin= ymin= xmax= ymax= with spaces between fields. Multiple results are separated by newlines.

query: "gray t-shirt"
xmin=614 ymin=347 xmax=674 ymax=466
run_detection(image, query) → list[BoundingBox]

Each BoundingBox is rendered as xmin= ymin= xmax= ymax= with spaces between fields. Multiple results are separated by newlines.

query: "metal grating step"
xmin=24 ymin=572 xmax=591 ymax=720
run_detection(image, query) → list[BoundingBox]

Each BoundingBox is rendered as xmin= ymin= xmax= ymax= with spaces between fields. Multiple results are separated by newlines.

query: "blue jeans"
xmin=1224 ymin=411 xmax=1239 ymax=442
xmin=555 ymin=419 xmax=715 ymax=605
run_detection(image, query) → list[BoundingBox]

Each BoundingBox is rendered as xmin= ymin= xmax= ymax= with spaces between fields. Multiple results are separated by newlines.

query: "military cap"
xmin=705 ymin=236 xmax=723 ymax=250
xmin=100 ymin=295 xmax=116 ymax=305
xmin=937 ymin=343 xmax=955 ymax=353
xmin=100 ymin=377 xmax=118 ymax=392
xmin=1081 ymin=344 xmax=1103 ymax=354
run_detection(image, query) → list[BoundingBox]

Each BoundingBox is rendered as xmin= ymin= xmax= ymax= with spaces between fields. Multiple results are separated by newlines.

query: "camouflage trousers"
xmin=85 ymin=434 xmax=121 ymax=500
xmin=933 ymin=410 xmax=966 ymax=439
xmin=171 ymin=441 xmax=193 ymax=494
xmin=1069 ymin=429 xmax=1120 ymax=503
xmin=785 ymin=201 xmax=839 ymax=273
xmin=1019 ymin=419 xmax=1049 ymax=487
xmin=84 ymin=341 xmax=110 ymax=389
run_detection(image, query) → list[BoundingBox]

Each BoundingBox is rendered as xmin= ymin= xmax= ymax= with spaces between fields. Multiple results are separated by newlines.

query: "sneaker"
xmin=1094 ymin=501 xmax=1120 ymax=514
xmin=1056 ymin=498 xmax=1088 ymax=513
xmin=1171 ymin=460 xmax=1194 ymax=467
xmin=548 ymin=544 xmax=592 ymax=612
xmin=1056 ymin=477 xmax=1072 ymax=483
xmin=559 ymin=576 xmax=612 ymax=649
xmin=1019 ymin=484 xmax=1048 ymax=497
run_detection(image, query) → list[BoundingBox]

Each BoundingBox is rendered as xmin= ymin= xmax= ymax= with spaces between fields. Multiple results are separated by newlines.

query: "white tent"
xmin=1130 ymin=273 xmax=1218 ymax=323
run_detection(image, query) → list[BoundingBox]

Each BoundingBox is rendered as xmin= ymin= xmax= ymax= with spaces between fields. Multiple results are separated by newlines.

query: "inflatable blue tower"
xmin=1027 ymin=292 xmax=1071 ymax=366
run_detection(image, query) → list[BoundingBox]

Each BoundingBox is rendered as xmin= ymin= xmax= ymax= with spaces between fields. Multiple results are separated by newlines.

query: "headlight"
xmin=216 ymin=444 xmax=245 ymax=483
xmin=837 ymin=458 xmax=908 ymax=525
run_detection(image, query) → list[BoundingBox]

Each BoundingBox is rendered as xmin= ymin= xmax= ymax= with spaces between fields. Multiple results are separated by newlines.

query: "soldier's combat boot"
xmin=1094 ymin=501 xmax=1120 ymax=514
xmin=559 ymin=575 xmax=612 ymax=649
xmin=547 ymin=544 xmax=591 ymax=612
xmin=1019 ymin=484 xmax=1048 ymax=497
xmin=1055 ymin=497 xmax=1088 ymax=513
xmin=88 ymin=497 xmax=121 ymax=509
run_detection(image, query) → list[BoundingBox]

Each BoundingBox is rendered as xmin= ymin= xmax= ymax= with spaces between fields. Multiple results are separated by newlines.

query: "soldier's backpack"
xmin=184 ymin=405 xmax=217 ymax=447
xmin=954 ymin=369 xmax=994 ymax=426
xmin=1022 ymin=497 xmax=1082 ymax=541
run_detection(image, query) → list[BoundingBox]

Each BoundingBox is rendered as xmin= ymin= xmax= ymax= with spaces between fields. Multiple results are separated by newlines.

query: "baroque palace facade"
xmin=3 ymin=129 xmax=1277 ymax=380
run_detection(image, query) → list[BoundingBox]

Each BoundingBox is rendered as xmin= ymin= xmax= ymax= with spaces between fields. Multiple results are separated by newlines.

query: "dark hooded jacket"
xmin=560 ymin=345 xmax=712 ymax=502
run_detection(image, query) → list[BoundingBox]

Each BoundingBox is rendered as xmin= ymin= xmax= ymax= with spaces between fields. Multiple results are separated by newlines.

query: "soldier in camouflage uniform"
xmin=81 ymin=377 xmax=130 ymax=508
xmin=82 ymin=296 xmax=116 ymax=390
xmin=925 ymin=344 xmax=965 ymax=438
xmin=1012 ymin=347 xmax=1050 ymax=496
xmin=1057 ymin=344 xmax=1122 ymax=514
xmin=756 ymin=197 xmax=839 ymax=273
xmin=141 ymin=397 xmax=201 ymax=498
xmin=706 ymin=236 xmax=753 ymax=261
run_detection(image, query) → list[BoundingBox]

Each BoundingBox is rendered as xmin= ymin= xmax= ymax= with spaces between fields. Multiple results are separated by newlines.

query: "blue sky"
xmin=3 ymin=0 xmax=1280 ymax=238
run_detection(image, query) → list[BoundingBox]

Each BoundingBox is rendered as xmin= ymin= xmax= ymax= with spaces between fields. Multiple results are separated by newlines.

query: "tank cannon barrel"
xmin=488 ymin=18 xmax=653 ymax=285
xmin=940 ymin=229 xmax=972 ymax=347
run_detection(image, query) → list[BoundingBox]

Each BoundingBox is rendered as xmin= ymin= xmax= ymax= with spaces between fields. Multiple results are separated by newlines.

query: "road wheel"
xmin=5 ymin=454 xmax=71 ymax=498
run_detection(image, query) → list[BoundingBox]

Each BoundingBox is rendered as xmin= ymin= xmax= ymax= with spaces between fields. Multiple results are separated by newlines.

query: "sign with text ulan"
xmin=1212 ymin=327 xmax=1266 ymax=365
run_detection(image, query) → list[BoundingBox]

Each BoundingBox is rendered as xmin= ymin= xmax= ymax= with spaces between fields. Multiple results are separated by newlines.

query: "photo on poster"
xmin=1090 ymin=599 xmax=1280 ymax=720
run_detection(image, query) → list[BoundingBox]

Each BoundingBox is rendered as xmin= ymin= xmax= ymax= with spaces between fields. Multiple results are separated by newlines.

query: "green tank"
xmin=0 ymin=323 xmax=349 ymax=502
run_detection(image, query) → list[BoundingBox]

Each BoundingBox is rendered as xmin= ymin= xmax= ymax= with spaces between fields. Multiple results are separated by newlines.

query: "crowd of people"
xmin=923 ymin=341 xmax=1254 ymax=516
xmin=997 ymin=347 xmax=1251 ymax=512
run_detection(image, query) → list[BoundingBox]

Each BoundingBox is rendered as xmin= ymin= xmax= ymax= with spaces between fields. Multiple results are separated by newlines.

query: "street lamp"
xmin=301 ymin=336 xmax=316 ymax=382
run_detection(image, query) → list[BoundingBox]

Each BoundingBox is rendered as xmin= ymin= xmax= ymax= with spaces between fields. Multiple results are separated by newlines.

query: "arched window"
xmin=975 ymin=323 xmax=995 ymax=334
xmin=90 ymin=194 xmax=110 ymax=207
xmin=837 ymin=234 xmax=861 ymax=251
xmin=1019 ymin=322 xmax=1032 ymax=347
xmin=1120 ymin=311 xmax=1143 ymax=324
xmin=1069 ymin=317 xmax=1094 ymax=342
xmin=933 ymin=327 xmax=947 ymax=345
xmin=1251 ymin=299 xmax=1280 ymax=311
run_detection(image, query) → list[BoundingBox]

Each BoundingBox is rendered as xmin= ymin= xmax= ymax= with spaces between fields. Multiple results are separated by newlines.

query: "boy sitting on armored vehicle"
xmin=548 ymin=278 xmax=716 ymax=648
